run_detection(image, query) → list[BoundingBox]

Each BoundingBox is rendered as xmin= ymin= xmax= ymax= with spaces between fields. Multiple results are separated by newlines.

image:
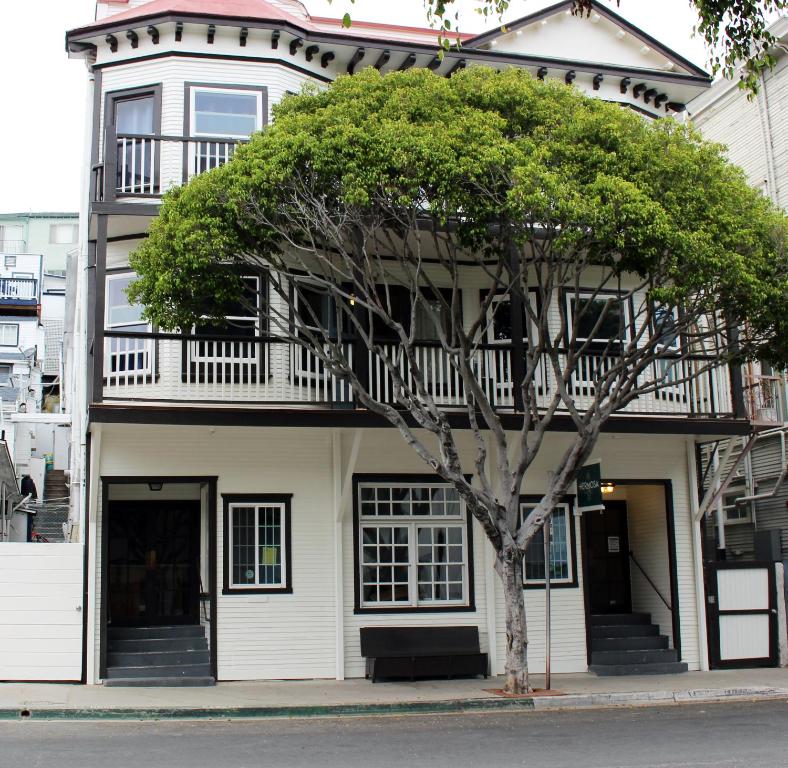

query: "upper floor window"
xmin=105 ymin=272 xmax=152 ymax=375
xmin=0 ymin=323 xmax=19 ymax=347
xmin=49 ymin=224 xmax=78 ymax=245
xmin=568 ymin=292 xmax=630 ymax=346
xmin=192 ymin=88 xmax=263 ymax=138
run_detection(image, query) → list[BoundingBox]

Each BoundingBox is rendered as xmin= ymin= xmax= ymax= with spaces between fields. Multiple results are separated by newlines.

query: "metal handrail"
xmin=628 ymin=550 xmax=672 ymax=612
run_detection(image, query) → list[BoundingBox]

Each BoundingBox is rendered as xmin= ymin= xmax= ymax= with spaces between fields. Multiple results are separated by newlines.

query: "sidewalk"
xmin=1 ymin=668 xmax=787 ymax=720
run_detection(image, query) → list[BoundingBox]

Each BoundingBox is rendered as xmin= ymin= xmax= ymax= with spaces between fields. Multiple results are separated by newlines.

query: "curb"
xmin=0 ymin=695 xmax=535 ymax=721
xmin=2 ymin=687 xmax=786 ymax=721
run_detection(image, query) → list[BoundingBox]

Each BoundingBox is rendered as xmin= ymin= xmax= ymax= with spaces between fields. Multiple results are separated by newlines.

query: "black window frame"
xmin=0 ymin=322 xmax=20 ymax=347
xmin=520 ymin=494 xmax=579 ymax=590
xmin=222 ymin=493 xmax=293 ymax=595
xmin=352 ymin=473 xmax=476 ymax=615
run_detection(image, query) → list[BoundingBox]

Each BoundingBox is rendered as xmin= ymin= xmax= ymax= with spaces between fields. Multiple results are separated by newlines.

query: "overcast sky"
xmin=0 ymin=0 xmax=709 ymax=214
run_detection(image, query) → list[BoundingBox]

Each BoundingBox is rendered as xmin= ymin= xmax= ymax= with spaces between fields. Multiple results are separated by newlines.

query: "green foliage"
xmin=129 ymin=67 xmax=788 ymax=365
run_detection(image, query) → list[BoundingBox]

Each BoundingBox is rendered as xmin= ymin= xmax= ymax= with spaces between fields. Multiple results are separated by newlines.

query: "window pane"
xmin=523 ymin=506 xmax=570 ymax=583
xmin=232 ymin=506 xmax=256 ymax=585
xmin=107 ymin=275 xmax=144 ymax=326
xmin=0 ymin=324 xmax=18 ymax=346
xmin=573 ymin=297 xmax=624 ymax=342
xmin=653 ymin=305 xmax=679 ymax=348
xmin=258 ymin=505 xmax=282 ymax=585
xmin=360 ymin=525 xmax=409 ymax=604
xmin=115 ymin=96 xmax=154 ymax=134
xmin=195 ymin=91 xmax=258 ymax=136
xmin=416 ymin=525 xmax=465 ymax=602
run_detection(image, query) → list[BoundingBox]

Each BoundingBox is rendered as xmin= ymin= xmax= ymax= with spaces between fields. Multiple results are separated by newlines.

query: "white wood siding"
xmin=0 ymin=543 xmax=83 ymax=681
xmin=91 ymin=424 xmax=700 ymax=680
xmin=626 ymin=484 xmax=674 ymax=645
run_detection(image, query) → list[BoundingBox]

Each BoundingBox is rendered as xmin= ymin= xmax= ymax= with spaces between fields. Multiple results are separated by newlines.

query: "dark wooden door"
xmin=107 ymin=500 xmax=200 ymax=626
xmin=585 ymin=500 xmax=632 ymax=614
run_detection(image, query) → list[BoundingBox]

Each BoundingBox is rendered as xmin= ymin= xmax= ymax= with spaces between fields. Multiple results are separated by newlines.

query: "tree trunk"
xmin=501 ymin=547 xmax=531 ymax=694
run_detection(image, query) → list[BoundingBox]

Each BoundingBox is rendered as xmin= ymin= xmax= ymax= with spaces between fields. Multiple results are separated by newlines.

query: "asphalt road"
xmin=2 ymin=699 xmax=787 ymax=768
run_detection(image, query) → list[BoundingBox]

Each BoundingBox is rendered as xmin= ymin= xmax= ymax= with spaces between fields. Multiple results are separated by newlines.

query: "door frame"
xmin=99 ymin=476 xmax=218 ymax=680
xmin=705 ymin=560 xmax=779 ymax=669
xmin=580 ymin=479 xmax=681 ymax=664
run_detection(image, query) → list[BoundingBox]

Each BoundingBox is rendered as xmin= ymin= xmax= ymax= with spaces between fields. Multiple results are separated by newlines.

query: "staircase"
xmin=104 ymin=625 xmax=215 ymax=687
xmin=33 ymin=469 xmax=70 ymax=541
xmin=589 ymin=613 xmax=688 ymax=676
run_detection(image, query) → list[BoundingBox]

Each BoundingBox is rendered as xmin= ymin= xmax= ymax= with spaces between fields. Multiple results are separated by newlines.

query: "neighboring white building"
xmin=687 ymin=18 xmax=788 ymax=574
xmin=51 ymin=0 xmax=782 ymax=687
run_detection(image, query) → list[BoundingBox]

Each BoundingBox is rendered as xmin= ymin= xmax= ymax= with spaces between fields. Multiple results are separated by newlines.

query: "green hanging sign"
xmin=576 ymin=460 xmax=605 ymax=513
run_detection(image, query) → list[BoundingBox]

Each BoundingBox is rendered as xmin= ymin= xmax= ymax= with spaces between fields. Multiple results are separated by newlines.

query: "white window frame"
xmin=566 ymin=291 xmax=631 ymax=346
xmin=0 ymin=323 xmax=18 ymax=347
xmin=104 ymin=272 xmax=153 ymax=376
xmin=227 ymin=500 xmax=289 ymax=590
xmin=520 ymin=502 xmax=574 ymax=586
xmin=49 ymin=223 xmax=78 ymax=245
xmin=190 ymin=86 xmax=264 ymax=139
xmin=722 ymin=487 xmax=752 ymax=525
xmin=357 ymin=480 xmax=470 ymax=610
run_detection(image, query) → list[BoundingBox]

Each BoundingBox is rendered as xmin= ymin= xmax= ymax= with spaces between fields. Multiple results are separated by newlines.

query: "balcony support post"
xmin=92 ymin=216 xmax=107 ymax=405
xmin=509 ymin=243 xmax=525 ymax=413
xmin=104 ymin=125 xmax=117 ymax=202
xmin=727 ymin=321 xmax=747 ymax=419
xmin=350 ymin=230 xmax=368 ymax=407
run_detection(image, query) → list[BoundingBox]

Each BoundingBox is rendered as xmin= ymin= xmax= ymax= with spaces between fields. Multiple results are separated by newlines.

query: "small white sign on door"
xmin=607 ymin=536 xmax=620 ymax=553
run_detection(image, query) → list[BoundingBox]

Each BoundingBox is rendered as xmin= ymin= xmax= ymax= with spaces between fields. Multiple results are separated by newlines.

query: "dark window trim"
xmin=352 ymin=473 xmax=476 ymax=615
xmin=520 ymin=494 xmax=579 ymax=590
xmin=104 ymin=83 xmax=163 ymax=196
xmin=0 ymin=322 xmax=20 ymax=347
xmin=222 ymin=492 xmax=293 ymax=595
xmin=183 ymin=82 xmax=268 ymax=183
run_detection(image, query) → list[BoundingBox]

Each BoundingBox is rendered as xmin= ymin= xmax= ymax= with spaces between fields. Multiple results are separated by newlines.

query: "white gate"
xmin=0 ymin=543 xmax=83 ymax=681
xmin=707 ymin=562 xmax=778 ymax=668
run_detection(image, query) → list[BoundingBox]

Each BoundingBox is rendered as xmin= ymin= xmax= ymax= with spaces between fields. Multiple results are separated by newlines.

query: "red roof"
xmin=80 ymin=0 xmax=319 ymax=31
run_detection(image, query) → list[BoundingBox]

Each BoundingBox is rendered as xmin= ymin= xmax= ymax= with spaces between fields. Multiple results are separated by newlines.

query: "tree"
xmin=128 ymin=68 xmax=788 ymax=693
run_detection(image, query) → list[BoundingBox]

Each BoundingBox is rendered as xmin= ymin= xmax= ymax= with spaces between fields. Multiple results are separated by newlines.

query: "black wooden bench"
xmin=360 ymin=626 xmax=489 ymax=683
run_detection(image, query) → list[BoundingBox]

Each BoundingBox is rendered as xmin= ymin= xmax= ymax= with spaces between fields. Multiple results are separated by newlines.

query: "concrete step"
xmin=108 ymin=625 xmax=205 ymax=641
xmin=589 ymin=661 xmax=689 ymax=676
xmin=590 ymin=613 xmax=651 ymax=626
xmin=106 ymin=663 xmax=212 ymax=679
xmin=107 ymin=649 xmax=210 ymax=667
xmin=590 ymin=624 xmax=660 ymax=638
xmin=591 ymin=648 xmax=679 ymax=666
xmin=591 ymin=635 xmax=669 ymax=652
xmin=109 ymin=637 xmax=209 ymax=653
xmin=104 ymin=676 xmax=216 ymax=687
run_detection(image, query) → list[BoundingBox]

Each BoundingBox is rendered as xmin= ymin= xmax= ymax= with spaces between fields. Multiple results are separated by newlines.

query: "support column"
xmin=92 ymin=215 xmax=107 ymax=405
xmin=686 ymin=437 xmax=710 ymax=671
xmin=85 ymin=424 xmax=102 ymax=684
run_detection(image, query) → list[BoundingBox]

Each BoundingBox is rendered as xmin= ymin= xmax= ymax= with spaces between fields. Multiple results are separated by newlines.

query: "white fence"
xmin=0 ymin=543 xmax=83 ymax=681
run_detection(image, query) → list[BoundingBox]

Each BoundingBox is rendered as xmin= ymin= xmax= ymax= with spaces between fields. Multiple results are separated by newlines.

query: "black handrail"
xmin=629 ymin=550 xmax=672 ymax=611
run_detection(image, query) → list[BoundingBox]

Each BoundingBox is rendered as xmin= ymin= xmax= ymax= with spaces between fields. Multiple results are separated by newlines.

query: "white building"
xmin=52 ymin=0 xmax=783 ymax=687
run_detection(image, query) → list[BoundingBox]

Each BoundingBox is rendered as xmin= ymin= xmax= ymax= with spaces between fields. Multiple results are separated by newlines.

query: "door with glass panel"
xmin=113 ymin=94 xmax=157 ymax=195
xmin=189 ymin=87 xmax=264 ymax=179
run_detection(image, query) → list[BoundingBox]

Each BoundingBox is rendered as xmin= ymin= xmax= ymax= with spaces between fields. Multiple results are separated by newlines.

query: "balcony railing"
xmin=0 ymin=240 xmax=27 ymax=254
xmin=744 ymin=373 xmax=785 ymax=427
xmin=0 ymin=277 xmax=37 ymax=302
xmin=99 ymin=330 xmax=737 ymax=420
xmin=94 ymin=128 xmax=246 ymax=202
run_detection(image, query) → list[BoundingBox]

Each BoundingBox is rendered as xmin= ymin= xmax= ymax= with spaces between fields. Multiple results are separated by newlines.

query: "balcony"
xmin=99 ymin=330 xmax=737 ymax=421
xmin=0 ymin=240 xmax=27 ymax=254
xmin=93 ymin=129 xmax=245 ymax=202
xmin=744 ymin=373 xmax=785 ymax=428
xmin=0 ymin=277 xmax=38 ymax=306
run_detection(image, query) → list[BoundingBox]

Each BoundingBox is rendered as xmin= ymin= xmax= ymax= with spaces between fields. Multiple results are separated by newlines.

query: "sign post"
xmin=576 ymin=460 xmax=605 ymax=514
xmin=543 ymin=512 xmax=552 ymax=691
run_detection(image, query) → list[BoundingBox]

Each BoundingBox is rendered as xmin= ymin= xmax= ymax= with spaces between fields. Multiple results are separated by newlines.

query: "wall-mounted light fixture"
xmin=600 ymin=481 xmax=616 ymax=495
xmin=148 ymin=482 xmax=164 ymax=492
